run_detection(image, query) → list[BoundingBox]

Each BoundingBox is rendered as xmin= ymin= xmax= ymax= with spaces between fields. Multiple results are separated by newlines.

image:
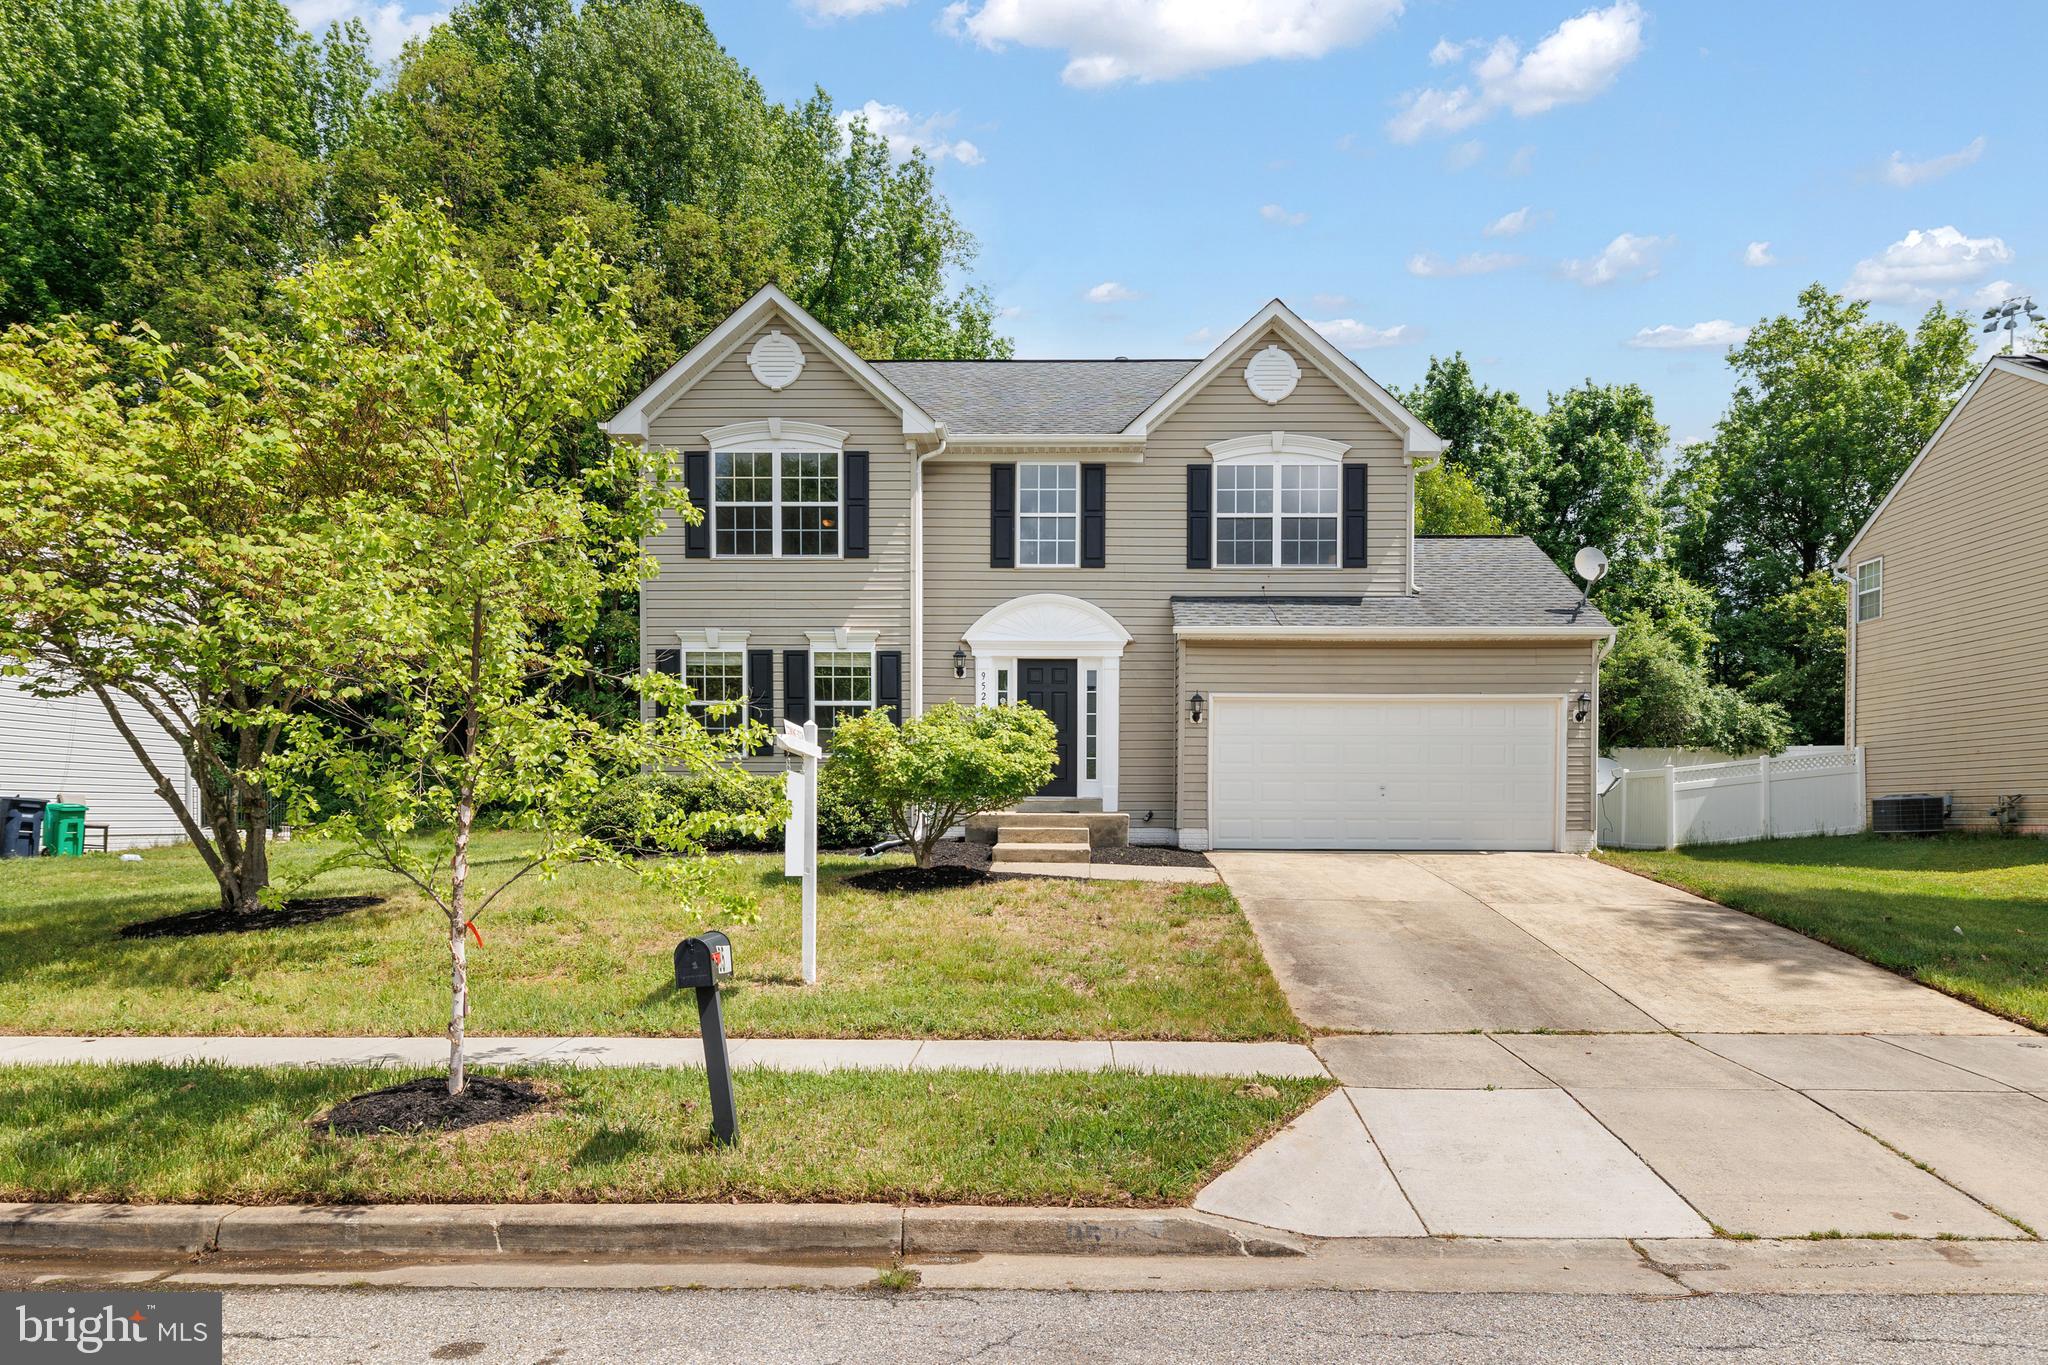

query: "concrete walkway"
xmin=0 ymin=1034 xmax=1325 ymax=1078
xmin=1198 ymin=851 xmax=2048 ymax=1242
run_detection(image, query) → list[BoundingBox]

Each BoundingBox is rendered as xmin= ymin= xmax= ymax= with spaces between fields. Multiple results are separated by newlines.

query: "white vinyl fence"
xmin=1599 ymin=747 xmax=1866 ymax=849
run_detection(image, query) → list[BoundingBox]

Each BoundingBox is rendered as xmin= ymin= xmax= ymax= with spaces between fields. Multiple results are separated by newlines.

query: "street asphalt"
xmin=215 ymin=1286 xmax=2048 ymax=1363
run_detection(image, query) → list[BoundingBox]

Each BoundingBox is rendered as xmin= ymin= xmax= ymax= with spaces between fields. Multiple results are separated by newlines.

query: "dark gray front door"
xmin=1019 ymin=658 xmax=1077 ymax=797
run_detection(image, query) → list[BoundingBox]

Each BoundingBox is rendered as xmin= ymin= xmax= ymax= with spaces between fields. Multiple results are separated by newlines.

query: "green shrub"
xmin=583 ymin=768 xmax=787 ymax=853
xmin=818 ymin=760 xmax=891 ymax=850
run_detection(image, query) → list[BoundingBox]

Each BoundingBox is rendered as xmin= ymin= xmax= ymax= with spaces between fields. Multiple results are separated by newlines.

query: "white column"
xmin=1099 ymin=656 xmax=1122 ymax=813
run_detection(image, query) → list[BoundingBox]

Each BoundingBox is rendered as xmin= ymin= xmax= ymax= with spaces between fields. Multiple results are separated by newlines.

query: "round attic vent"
xmin=747 ymin=329 xmax=804 ymax=390
xmin=1244 ymin=344 xmax=1300 ymax=404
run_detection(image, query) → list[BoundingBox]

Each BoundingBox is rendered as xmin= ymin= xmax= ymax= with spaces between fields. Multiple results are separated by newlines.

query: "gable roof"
xmin=1838 ymin=354 xmax=2048 ymax=564
xmin=602 ymin=284 xmax=938 ymax=442
xmin=1125 ymin=299 xmax=1445 ymax=457
xmin=872 ymin=359 xmax=1198 ymax=435
xmin=1171 ymin=537 xmax=1613 ymax=639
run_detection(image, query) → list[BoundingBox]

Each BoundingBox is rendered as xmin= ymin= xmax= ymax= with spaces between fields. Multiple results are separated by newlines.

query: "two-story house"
xmin=605 ymin=287 xmax=1613 ymax=852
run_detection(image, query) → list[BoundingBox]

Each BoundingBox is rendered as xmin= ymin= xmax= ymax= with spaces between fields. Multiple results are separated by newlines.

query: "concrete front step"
xmin=993 ymin=841 xmax=1091 ymax=864
xmin=1000 ymin=824 xmax=1096 ymax=845
xmin=968 ymin=810 xmax=1130 ymax=849
xmin=1014 ymin=797 xmax=1104 ymax=813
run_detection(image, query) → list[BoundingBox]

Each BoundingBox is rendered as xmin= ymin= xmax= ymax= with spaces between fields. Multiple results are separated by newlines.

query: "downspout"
xmin=909 ymin=427 xmax=949 ymax=717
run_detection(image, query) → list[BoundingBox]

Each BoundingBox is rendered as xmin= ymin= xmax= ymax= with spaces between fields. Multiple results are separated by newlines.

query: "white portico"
xmin=961 ymin=593 xmax=1131 ymax=811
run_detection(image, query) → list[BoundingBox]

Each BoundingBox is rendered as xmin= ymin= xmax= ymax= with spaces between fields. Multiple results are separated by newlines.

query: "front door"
xmin=1018 ymin=658 xmax=1078 ymax=796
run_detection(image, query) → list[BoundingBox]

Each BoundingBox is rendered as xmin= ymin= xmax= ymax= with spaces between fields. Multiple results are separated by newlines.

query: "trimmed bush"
xmin=584 ymin=762 xmax=890 ymax=853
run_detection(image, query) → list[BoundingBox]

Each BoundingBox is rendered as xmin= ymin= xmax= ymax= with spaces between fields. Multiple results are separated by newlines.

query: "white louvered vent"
xmin=747 ymin=329 xmax=805 ymax=390
xmin=1244 ymin=344 xmax=1300 ymax=404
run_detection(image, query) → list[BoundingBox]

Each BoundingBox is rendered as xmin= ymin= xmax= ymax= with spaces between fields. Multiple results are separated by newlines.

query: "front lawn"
xmin=0 ymin=832 xmax=1300 ymax=1040
xmin=0 ymin=1063 xmax=1326 ymax=1206
xmin=1601 ymin=835 xmax=2048 ymax=1029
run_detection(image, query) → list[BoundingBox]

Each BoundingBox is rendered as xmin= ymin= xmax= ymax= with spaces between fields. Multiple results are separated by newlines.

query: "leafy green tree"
xmin=826 ymin=704 xmax=1057 ymax=869
xmin=1403 ymin=353 xmax=1545 ymax=530
xmin=1532 ymin=380 xmax=1668 ymax=589
xmin=1739 ymin=572 xmax=1848 ymax=745
xmin=1600 ymin=616 xmax=1790 ymax=755
xmin=1415 ymin=461 xmax=1504 ymax=535
xmin=267 ymin=202 xmax=745 ymax=1095
xmin=0 ymin=318 xmax=381 ymax=914
xmin=0 ymin=0 xmax=370 ymax=321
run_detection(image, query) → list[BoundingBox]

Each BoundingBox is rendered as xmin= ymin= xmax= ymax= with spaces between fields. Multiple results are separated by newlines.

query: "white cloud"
xmin=838 ymin=101 xmax=984 ymax=165
xmin=1627 ymin=320 xmax=1750 ymax=350
xmin=1184 ymin=325 xmax=1218 ymax=345
xmin=1388 ymin=1 xmax=1644 ymax=142
xmin=1743 ymin=240 xmax=1777 ymax=268
xmin=1429 ymin=37 xmax=1473 ymax=65
xmin=1260 ymin=203 xmax=1309 ymax=227
xmin=1561 ymin=232 xmax=1670 ymax=286
xmin=1844 ymin=226 xmax=2013 ymax=305
xmin=1484 ymin=206 xmax=1541 ymax=237
xmin=1309 ymin=317 xmax=1418 ymax=349
xmin=1085 ymin=281 xmax=1139 ymax=303
xmin=290 ymin=0 xmax=441 ymax=63
xmin=941 ymin=0 xmax=1405 ymax=88
xmin=1407 ymin=250 xmax=1523 ymax=278
xmin=1881 ymin=136 xmax=1985 ymax=189
xmin=797 ymin=0 xmax=909 ymax=16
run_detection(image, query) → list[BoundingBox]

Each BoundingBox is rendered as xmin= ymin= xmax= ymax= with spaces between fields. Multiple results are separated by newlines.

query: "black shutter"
xmin=1342 ymin=463 xmax=1369 ymax=568
xmin=652 ymin=647 xmax=681 ymax=718
xmin=783 ymin=648 xmax=809 ymax=725
xmin=989 ymin=463 xmax=1015 ymax=568
xmin=1186 ymin=464 xmax=1212 ymax=569
xmin=876 ymin=650 xmax=902 ymax=721
xmin=683 ymin=451 xmax=711 ymax=559
xmin=1081 ymin=463 xmax=1106 ymax=568
xmin=843 ymin=450 xmax=869 ymax=558
xmin=746 ymin=648 xmax=774 ymax=751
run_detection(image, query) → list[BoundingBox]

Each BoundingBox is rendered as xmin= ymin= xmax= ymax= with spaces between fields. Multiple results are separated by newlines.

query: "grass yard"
xmin=0 ymin=832 xmax=1300 ymax=1040
xmin=1602 ymin=834 xmax=2048 ymax=1029
xmin=0 ymin=1063 xmax=1326 ymax=1206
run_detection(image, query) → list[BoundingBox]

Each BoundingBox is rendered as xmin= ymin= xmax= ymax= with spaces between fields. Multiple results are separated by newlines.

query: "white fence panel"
xmin=1599 ymin=747 xmax=1865 ymax=849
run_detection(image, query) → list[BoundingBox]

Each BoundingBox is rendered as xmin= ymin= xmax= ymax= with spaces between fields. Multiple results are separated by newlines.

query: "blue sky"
xmin=306 ymin=0 xmax=2045 ymax=443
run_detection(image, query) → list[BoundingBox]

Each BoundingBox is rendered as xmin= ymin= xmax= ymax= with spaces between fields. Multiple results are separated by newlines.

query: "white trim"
xmin=708 ymin=446 xmax=845 ymax=561
xmin=932 ymin=435 xmax=1146 ymax=458
xmin=1202 ymin=692 xmax=1569 ymax=853
xmin=1206 ymin=431 xmax=1351 ymax=463
xmin=963 ymin=595 xmax=1130 ymax=811
xmin=677 ymin=637 xmax=750 ymax=730
xmin=1838 ymin=355 xmax=2048 ymax=563
xmin=1015 ymin=460 xmax=1082 ymax=569
xmin=806 ymin=637 xmax=878 ymax=734
xmin=1174 ymin=625 xmax=1618 ymax=642
xmin=601 ymin=284 xmax=937 ymax=441
xmin=674 ymin=628 xmax=749 ymax=651
xmin=963 ymin=593 xmax=1133 ymax=653
xmin=805 ymin=627 xmax=880 ymax=650
xmin=1210 ymin=456 xmax=1343 ymax=571
xmin=1125 ymin=299 xmax=1445 ymax=457
xmin=703 ymin=418 xmax=847 ymax=452
xmin=1854 ymin=557 xmax=1883 ymax=623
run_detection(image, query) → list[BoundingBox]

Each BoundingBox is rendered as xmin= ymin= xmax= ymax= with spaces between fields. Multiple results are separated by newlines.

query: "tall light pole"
xmin=1981 ymin=295 xmax=2043 ymax=354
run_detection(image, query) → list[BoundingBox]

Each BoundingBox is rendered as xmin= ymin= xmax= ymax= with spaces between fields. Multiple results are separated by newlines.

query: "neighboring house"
xmin=0 ymin=672 xmax=198 ymax=849
xmin=605 ymin=287 xmax=1613 ymax=852
xmin=1837 ymin=353 xmax=2048 ymax=833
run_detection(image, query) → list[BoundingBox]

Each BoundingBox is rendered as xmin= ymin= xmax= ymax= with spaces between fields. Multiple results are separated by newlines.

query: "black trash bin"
xmin=2 ymin=797 xmax=50 ymax=858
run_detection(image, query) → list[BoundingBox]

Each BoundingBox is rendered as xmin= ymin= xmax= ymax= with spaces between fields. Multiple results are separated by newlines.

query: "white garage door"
xmin=1210 ymin=697 xmax=1560 ymax=851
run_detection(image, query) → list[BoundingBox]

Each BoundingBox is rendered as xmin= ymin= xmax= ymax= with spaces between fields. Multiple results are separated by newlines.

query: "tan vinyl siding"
xmin=921 ymin=331 xmax=1414 ymax=828
xmin=1174 ymin=641 xmax=1597 ymax=836
xmin=640 ymin=312 xmax=911 ymax=768
xmin=1850 ymin=366 xmax=2048 ymax=829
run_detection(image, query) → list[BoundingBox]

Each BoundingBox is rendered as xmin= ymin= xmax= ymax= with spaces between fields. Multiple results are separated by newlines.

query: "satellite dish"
xmin=1574 ymin=546 xmax=1610 ymax=586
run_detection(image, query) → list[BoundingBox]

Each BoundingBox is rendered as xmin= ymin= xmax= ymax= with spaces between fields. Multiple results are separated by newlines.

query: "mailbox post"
xmin=674 ymin=930 xmax=737 ymax=1145
xmin=776 ymin=719 xmax=823 ymax=985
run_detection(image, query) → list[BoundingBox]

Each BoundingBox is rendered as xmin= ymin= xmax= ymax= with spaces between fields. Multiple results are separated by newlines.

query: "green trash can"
xmin=43 ymin=802 xmax=87 ymax=857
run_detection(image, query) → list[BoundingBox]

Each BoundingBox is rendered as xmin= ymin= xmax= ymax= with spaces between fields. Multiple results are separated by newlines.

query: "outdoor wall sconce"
xmin=1572 ymin=692 xmax=1591 ymax=723
xmin=1188 ymin=692 xmax=1206 ymax=724
xmin=952 ymin=646 xmax=968 ymax=679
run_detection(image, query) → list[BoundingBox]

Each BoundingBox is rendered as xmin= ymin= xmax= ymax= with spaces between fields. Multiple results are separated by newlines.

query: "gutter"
xmin=1172 ymin=625 xmax=1619 ymax=643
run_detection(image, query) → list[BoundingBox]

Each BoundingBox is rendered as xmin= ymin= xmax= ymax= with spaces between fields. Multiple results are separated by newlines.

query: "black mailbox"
xmin=675 ymin=930 xmax=738 ymax=1145
xmin=674 ymin=930 xmax=734 ymax=990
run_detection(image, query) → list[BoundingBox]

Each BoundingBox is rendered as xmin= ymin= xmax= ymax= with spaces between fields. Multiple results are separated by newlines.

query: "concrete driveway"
xmin=1196 ymin=851 xmax=2047 ymax=1243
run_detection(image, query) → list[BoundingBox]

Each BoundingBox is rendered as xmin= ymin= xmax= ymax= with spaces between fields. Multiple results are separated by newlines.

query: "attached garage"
xmin=1208 ymin=696 xmax=1562 ymax=851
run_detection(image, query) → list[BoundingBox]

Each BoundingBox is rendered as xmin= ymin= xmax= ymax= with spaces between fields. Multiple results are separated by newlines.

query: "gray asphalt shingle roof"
xmin=870 ymin=359 xmax=1199 ymax=434
xmin=1171 ymin=537 xmax=1613 ymax=633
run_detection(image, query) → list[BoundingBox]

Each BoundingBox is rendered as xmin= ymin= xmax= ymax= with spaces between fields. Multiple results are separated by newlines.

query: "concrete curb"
xmin=0 ymin=1203 xmax=1306 ymax=1261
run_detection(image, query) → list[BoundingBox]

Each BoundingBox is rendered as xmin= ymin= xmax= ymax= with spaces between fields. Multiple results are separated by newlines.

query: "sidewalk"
xmin=0 ymin=1035 xmax=1326 ymax=1078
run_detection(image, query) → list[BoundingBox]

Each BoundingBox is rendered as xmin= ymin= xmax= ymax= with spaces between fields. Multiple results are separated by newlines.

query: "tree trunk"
xmin=447 ymin=799 xmax=472 ymax=1097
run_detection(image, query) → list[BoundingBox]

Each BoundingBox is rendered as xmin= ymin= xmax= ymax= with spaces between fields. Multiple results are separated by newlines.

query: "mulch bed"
xmin=1092 ymin=845 xmax=1213 ymax=868
xmin=311 ymin=1075 xmax=546 ymax=1136
xmin=845 ymin=864 xmax=988 ymax=894
xmin=119 ymin=895 xmax=387 ymax=940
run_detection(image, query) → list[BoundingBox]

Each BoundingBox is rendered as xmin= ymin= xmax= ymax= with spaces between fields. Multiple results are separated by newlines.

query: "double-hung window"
xmin=811 ymin=649 xmax=873 ymax=738
xmin=712 ymin=447 xmax=840 ymax=557
xmin=1856 ymin=559 xmax=1883 ymax=622
xmin=683 ymin=648 xmax=747 ymax=733
xmin=1017 ymin=462 xmax=1079 ymax=566
xmin=1216 ymin=461 xmax=1340 ymax=567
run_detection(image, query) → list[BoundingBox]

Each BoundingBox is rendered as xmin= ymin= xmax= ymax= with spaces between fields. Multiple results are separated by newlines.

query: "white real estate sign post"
xmin=778 ymin=719 xmax=822 ymax=985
